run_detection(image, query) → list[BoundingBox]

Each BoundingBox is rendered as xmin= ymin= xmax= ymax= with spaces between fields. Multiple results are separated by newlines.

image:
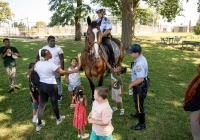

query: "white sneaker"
xmin=120 ymin=109 xmax=124 ymax=115
xmin=56 ymin=115 xmax=65 ymax=125
xmin=78 ymin=134 xmax=81 ymax=138
xmin=36 ymin=123 xmax=45 ymax=131
xmin=112 ymin=107 xmax=118 ymax=112
xmin=82 ymin=133 xmax=90 ymax=139
xmin=32 ymin=118 xmax=38 ymax=123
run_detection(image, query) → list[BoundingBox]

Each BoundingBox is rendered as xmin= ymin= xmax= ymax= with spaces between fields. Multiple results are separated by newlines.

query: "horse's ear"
xmin=87 ymin=16 xmax=91 ymax=26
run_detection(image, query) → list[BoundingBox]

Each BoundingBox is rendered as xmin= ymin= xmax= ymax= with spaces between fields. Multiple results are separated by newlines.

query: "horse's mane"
xmin=90 ymin=21 xmax=99 ymax=28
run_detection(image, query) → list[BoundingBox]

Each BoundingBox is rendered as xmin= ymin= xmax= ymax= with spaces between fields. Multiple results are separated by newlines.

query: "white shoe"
xmin=36 ymin=123 xmax=45 ymax=131
xmin=120 ymin=109 xmax=124 ymax=115
xmin=78 ymin=134 xmax=81 ymax=138
xmin=56 ymin=115 xmax=65 ymax=125
xmin=112 ymin=107 xmax=118 ymax=112
xmin=32 ymin=118 xmax=38 ymax=123
xmin=82 ymin=133 xmax=90 ymax=139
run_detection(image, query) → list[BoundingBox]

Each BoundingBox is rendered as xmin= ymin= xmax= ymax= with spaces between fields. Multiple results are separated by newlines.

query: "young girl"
xmin=70 ymin=86 xmax=89 ymax=139
xmin=27 ymin=62 xmax=40 ymax=123
xmin=66 ymin=58 xmax=81 ymax=103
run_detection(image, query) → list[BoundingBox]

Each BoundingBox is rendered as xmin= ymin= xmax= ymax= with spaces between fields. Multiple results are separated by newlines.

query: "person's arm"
xmin=65 ymin=74 xmax=69 ymax=84
xmin=102 ymin=29 xmax=111 ymax=37
xmin=88 ymin=118 xmax=110 ymax=126
xmin=1 ymin=50 xmax=9 ymax=59
xmin=120 ymin=84 xmax=123 ymax=96
xmin=30 ymin=91 xmax=37 ymax=103
xmin=55 ymin=67 xmax=79 ymax=75
xmin=11 ymin=51 xmax=21 ymax=58
xmin=59 ymin=53 xmax=64 ymax=70
xmin=83 ymin=95 xmax=88 ymax=107
xmin=128 ymin=78 xmax=144 ymax=90
xmin=77 ymin=53 xmax=82 ymax=70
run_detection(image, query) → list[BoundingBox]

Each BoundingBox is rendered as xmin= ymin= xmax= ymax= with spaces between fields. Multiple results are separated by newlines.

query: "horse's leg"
xmin=85 ymin=73 xmax=95 ymax=103
xmin=97 ymin=72 xmax=104 ymax=87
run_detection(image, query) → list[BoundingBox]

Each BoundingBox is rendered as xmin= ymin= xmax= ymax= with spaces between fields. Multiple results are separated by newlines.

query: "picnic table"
xmin=182 ymin=41 xmax=200 ymax=49
xmin=166 ymin=36 xmax=174 ymax=44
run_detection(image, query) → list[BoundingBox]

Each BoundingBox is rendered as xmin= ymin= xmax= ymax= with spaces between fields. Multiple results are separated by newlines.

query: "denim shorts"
xmin=90 ymin=130 xmax=114 ymax=140
xmin=32 ymin=102 xmax=39 ymax=110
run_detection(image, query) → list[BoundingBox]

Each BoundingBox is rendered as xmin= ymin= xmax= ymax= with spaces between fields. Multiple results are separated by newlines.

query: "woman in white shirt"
xmin=34 ymin=49 xmax=81 ymax=131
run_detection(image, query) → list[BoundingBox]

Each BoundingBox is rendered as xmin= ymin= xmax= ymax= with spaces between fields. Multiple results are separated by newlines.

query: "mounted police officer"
xmin=126 ymin=44 xmax=149 ymax=130
xmin=96 ymin=8 xmax=115 ymax=67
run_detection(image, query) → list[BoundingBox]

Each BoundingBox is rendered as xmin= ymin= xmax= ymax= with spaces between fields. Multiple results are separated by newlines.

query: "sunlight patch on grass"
xmin=147 ymin=93 xmax=155 ymax=97
xmin=0 ymin=95 xmax=6 ymax=101
xmin=0 ymin=113 xmax=10 ymax=120
xmin=113 ymin=133 xmax=122 ymax=140
xmin=22 ymin=58 xmax=29 ymax=61
xmin=6 ymin=109 xmax=12 ymax=114
xmin=165 ymin=100 xmax=182 ymax=107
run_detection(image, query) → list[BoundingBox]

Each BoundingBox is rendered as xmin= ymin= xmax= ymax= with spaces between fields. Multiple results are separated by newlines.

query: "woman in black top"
xmin=183 ymin=64 xmax=200 ymax=140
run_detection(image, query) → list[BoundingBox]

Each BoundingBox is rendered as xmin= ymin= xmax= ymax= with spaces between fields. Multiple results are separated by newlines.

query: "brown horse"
xmin=81 ymin=18 xmax=124 ymax=102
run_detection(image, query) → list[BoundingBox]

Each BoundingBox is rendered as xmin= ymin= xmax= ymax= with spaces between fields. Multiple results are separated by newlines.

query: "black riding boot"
xmin=130 ymin=113 xmax=146 ymax=130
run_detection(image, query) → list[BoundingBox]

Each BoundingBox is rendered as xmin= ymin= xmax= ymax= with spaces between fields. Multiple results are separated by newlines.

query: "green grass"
xmin=0 ymin=34 xmax=199 ymax=140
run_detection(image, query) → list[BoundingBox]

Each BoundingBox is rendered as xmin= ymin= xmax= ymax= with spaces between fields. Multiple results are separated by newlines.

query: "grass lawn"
xmin=0 ymin=34 xmax=200 ymax=140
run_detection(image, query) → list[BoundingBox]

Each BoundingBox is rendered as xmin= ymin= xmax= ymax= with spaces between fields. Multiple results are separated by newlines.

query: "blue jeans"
xmin=90 ymin=130 xmax=114 ymax=140
xmin=54 ymin=72 xmax=62 ymax=96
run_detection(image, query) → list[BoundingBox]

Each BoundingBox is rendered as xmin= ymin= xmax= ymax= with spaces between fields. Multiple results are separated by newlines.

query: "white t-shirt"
xmin=35 ymin=61 xmax=58 ymax=84
xmin=68 ymin=67 xmax=81 ymax=86
xmin=42 ymin=45 xmax=63 ymax=67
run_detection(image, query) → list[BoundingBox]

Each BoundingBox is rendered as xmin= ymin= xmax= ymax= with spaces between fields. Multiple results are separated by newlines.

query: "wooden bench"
xmin=182 ymin=41 xmax=200 ymax=49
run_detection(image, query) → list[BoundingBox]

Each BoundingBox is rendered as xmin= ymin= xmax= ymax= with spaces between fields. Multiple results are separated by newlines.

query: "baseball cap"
xmin=126 ymin=44 xmax=142 ymax=54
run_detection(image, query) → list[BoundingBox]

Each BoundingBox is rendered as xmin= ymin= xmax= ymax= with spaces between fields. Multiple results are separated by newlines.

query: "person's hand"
xmin=78 ymin=52 xmax=81 ymax=58
xmin=33 ymin=99 xmax=37 ymax=103
xmin=88 ymin=117 xmax=94 ymax=124
xmin=119 ymin=93 xmax=123 ymax=96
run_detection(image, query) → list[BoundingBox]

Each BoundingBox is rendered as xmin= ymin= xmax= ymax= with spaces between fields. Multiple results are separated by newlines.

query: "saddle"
xmin=100 ymin=40 xmax=120 ymax=62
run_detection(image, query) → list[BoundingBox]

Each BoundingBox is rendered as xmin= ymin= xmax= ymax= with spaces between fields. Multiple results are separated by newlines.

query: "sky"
xmin=3 ymin=0 xmax=200 ymax=26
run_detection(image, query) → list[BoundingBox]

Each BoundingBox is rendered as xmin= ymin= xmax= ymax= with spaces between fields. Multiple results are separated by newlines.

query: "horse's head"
xmin=85 ymin=17 xmax=102 ymax=59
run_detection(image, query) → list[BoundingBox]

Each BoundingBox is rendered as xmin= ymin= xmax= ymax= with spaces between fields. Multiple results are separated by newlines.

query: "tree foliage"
xmin=48 ymin=0 xmax=91 ymax=26
xmin=194 ymin=21 xmax=200 ymax=35
xmin=11 ymin=22 xmax=26 ymax=28
xmin=0 ymin=1 xmax=14 ymax=23
xmin=48 ymin=0 xmax=92 ymax=40
xmin=91 ymin=0 xmax=188 ymax=49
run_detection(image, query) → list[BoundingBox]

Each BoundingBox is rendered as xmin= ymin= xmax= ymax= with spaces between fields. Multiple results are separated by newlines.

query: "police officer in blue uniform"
xmin=126 ymin=44 xmax=149 ymax=130
xmin=96 ymin=8 xmax=115 ymax=67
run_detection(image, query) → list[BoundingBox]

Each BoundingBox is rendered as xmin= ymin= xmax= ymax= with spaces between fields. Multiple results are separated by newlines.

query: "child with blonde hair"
xmin=70 ymin=86 xmax=89 ymax=139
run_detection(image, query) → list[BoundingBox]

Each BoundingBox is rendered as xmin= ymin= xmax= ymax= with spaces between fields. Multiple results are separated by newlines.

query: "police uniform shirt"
xmin=96 ymin=17 xmax=112 ymax=33
xmin=131 ymin=54 xmax=148 ymax=82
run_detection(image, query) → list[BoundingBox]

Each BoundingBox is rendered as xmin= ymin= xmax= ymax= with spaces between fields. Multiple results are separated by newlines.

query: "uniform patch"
xmin=107 ymin=20 xmax=111 ymax=24
xmin=136 ymin=66 xmax=142 ymax=72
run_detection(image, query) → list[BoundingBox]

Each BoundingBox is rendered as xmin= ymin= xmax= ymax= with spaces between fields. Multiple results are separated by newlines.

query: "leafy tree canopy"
xmin=0 ymin=1 xmax=14 ymax=23
xmin=91 ymin=0 xmax=187 ymax=22
xmin=48 ymin=0 xmax=92 ymax=26
xmin=194 ymin=20 xmax=200 ymax=35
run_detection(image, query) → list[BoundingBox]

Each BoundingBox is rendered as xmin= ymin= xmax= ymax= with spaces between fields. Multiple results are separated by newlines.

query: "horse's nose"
xmin=95 ymin=54 xmax=100 ymax=59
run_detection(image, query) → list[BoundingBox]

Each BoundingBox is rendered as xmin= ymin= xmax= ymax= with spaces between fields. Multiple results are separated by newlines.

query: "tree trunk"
xmin=132 ymin=2 xmax=137 ymax=38
xmin=121 ymin=0 xmax=134 ymax=49
xmin=74 ymin=17 xmax=82 ymax=41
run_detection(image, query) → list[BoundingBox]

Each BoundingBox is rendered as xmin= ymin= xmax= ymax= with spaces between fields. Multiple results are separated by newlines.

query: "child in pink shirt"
xmin=88 ymin=86 xmax=114 ymax=140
